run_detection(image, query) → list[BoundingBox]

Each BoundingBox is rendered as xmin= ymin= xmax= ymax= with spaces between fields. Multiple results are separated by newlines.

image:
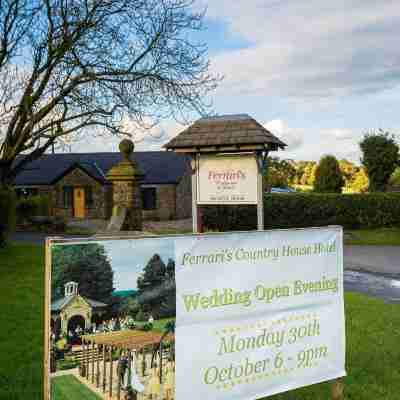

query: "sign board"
xmin=45 ymin=227 xmax=345 ymax=400
xmin=196 ymin=154 xmax=258 ymax=204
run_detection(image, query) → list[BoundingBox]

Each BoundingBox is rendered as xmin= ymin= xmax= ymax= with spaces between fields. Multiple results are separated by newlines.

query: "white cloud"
xmin=262 ymin=119 xmax=362 ymax=162
xmin=323 ymin=129 xmax=355 ymax=141
xmin=264 ymin=119 xmax=304 ymax=151
xmin=204 ymin=0 xmax=400 ymax=99
xmin=68 ymin=119 xmax=186 ymax=153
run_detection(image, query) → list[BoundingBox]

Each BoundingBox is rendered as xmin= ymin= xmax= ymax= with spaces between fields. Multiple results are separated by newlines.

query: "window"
xmin=63 ymin=186 xmax=73 ymax=208
xmin=85 ymin=186 xmax=94 ymax=208
xmin=142 ymin=187 xmax=157 ymax=210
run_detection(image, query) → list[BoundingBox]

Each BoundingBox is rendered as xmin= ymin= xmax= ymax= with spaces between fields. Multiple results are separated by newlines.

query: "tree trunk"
xmin=0 ymin=160 xmax=14 ymax=189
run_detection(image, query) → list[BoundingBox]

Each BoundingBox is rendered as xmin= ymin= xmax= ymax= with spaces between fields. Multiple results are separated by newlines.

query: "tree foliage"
xmin=119 ymin=297 xmax=140 ymax=317
xmin=314 ymin=155 xmax=344 ymax=193
xmin=389 ymin=167 xmax=400 ymax=188
xmin=360 ymin=130 xmax=399 ymax=192
xmin=264 ymin=157 xmax=296 ymax=188
xmin=351 ymin=168 xmax=369 ymax=193
xmin=51 ymin=243 xmax=114 ymax=302
xmin=137 ymin=254 xmax=175 ymax=318
xmin=0 ymin=0 xmax=219 ymax=186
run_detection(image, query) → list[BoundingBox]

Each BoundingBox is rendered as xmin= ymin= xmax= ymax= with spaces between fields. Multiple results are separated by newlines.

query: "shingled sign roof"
xmin=164 ymin=114 xmax=286 ymax=153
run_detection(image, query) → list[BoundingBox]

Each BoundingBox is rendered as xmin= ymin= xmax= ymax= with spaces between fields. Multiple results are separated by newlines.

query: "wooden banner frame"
xmin=43 ymin=230 xmax=344 ymax=400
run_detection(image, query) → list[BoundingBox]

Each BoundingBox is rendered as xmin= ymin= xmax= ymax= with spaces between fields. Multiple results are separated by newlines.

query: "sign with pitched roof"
xmin=197 ymin=154 xmax=258 ymax=204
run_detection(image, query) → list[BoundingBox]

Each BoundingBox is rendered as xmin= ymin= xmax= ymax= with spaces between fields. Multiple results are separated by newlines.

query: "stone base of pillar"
xmin=122 ymin=208 xmax=142 ymax=231
xmin=112 ymin=181 xmax=143 ymax=231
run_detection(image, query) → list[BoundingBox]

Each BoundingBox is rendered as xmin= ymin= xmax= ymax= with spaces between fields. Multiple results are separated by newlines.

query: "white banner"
xmin=197 ymin=154 xmax=258 ymax=204
xmin=175 ymin=227 xmax=346 ymax=400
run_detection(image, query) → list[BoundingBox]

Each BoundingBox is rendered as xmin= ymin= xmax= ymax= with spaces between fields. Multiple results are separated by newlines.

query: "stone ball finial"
xmin=119 ymin=139 xmax=134 ymax=161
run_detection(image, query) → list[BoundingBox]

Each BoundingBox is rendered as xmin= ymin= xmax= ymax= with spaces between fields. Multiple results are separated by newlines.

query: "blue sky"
xmin=72 ymin=1 xmax=400 ymax=163
xmin=103 ymin=238 xmax=175 ymax=291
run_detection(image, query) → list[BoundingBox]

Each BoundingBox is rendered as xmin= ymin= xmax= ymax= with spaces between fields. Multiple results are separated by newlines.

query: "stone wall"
xmin=142 ymin=184 xmax=176 ymax=221
xmin=53 ymin=168 xmax=111 ymax=219
xmin=24 ymin=166 xmax=193 ymax=222
xmin=176 ymin=167 xmax=192 ymax=219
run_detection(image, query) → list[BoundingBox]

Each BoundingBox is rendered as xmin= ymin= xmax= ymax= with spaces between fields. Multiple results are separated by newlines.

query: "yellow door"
xmin=73 ymin=188 xmax=85 ymax=218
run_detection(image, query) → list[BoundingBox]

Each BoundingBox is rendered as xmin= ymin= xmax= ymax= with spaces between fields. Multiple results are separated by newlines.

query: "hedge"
xmin=202 ymin=193 xmax=400 ymax=231
xmin=0 ymin=189 xmax=16 ymax=232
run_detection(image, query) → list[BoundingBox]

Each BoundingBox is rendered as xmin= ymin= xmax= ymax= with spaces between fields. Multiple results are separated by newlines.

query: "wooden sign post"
xmin=164 ymin=114 xmax=286 ymax=234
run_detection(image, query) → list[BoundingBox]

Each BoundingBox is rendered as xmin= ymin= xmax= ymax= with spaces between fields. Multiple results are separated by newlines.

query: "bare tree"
xmin=0 ymin=0 xmax=219 ymax=186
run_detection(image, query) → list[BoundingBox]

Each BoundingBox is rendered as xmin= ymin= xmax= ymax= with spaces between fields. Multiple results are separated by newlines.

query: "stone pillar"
xmin=106 ymin=139 xmax=144 ymax=231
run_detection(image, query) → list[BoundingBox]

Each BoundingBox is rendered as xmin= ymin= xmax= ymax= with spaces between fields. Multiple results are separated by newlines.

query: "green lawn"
xmin=51 ymin=375 xmax=101 ymax=400
xmin=344 ymin=228 xmax=400 ymax=246
xmin=152 ymin=317 xmax=175 ymax=332
xmin=1 ymin=243 xmax=400 ymax=399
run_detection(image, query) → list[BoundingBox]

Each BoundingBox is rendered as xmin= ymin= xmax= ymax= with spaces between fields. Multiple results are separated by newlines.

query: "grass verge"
xmin=51 ymin=375 xmax=101 ymax=400
xmin=344 ymin=228 xmax=400 ymax=245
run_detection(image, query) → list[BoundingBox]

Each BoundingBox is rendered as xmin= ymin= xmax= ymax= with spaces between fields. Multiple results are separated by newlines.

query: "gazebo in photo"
xmin=78 ymin=330 xmax=175 ymax=400
xmin=51 ymin=282 xmax=108 ymax=338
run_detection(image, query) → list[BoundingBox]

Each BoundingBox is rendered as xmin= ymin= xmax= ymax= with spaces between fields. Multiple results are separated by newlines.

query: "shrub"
xmin=314 ymin=155 xmax=344 ymax=193
xmin=135 ymin=309 xmax=147 ymax=322
xmin=16 ymin=194 xmax=51 ymax=223
xmin=202 ymin=193 xmax=400 ymax=231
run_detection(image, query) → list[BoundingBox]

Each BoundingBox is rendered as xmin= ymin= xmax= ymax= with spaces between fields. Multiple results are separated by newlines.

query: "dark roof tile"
xmin=14 ymin=151 xmax=190 ymax=186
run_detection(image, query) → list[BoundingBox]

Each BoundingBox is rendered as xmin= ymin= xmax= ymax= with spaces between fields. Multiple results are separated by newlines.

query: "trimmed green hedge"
xmin=0 ymin=189 xmax=16 ymax=232
xmin=203 ymin=193 xmax=400 ymax=231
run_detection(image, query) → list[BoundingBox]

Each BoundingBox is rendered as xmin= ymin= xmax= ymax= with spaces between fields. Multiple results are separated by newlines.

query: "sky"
xmin=70 ymin=0 xmax=400 ymax=164
xmin=103 ymin=238 xmax=175 ymax=291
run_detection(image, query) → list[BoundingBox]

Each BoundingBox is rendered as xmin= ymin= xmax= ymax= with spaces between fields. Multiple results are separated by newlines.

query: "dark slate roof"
xmin=14 ymin=151 xmax=190 ymax=186
xmin=164 ymin=114 xmax=286 ymax=151
xmin=51 ymin=295 xmax=107 ymax=312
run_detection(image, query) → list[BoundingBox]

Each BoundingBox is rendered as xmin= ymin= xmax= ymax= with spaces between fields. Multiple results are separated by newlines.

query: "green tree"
xmin=360 ymin=130 xmax=399 ymax=191
xmin=137 ymin=254 xmax=167 ymax=291
xmin=51 ymin=243 xmax=114 ymax=302
xmin=119 ymin=297 xmax=140 ymax=317
xmin=314 ymin=155 xmax=344 ymax=193
xmin=300 ymin=162 xmax=317 ymax=186
xmin=264 ymin=157 xmax=296 ymax=189
xmin=339 ymin=159 xmax=357 ymax=190
xmin=137 ymin=255 xmax=176 ymax=319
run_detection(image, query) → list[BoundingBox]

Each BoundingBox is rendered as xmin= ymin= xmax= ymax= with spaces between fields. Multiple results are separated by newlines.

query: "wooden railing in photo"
xmin=81 ymin=330 xmax=175 ymax=400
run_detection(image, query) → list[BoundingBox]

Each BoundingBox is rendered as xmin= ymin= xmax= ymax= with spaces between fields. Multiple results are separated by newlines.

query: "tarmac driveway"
xmin=343 ymin=245 xmax=400 ymax=275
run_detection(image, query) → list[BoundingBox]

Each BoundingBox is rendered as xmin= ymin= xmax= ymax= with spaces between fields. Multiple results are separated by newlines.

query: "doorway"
xmin=73 ymin=187 xmax=85 ymax=218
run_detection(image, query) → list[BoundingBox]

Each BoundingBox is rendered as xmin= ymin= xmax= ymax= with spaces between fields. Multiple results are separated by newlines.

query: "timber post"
xmin=96 ymin=344 xmax=100 ymax=387
xmin=109 ymin=345 xmax=113 ymax=398
xmin=103 ymin=345 xmax=107 ymax=393
xmin=331 ymin=378 xmax=344 ymax=400
xmin=91 ymin=341 xmax=95 ymax=384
